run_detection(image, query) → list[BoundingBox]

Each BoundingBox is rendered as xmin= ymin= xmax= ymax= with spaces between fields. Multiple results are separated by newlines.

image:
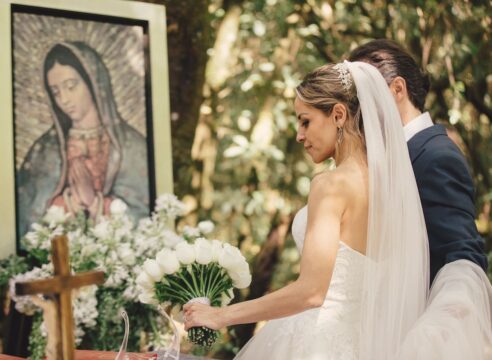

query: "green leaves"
xmin=153 ymin=263 xmax=233 ymax=306
xmin=0 ymin=256 xmax=28 ymax=288
xmin=152 ymin=263 xmax=233 ymax=347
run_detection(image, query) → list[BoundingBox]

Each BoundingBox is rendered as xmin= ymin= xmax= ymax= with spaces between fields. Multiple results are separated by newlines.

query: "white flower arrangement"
xmin=9 ymin=264 xmax=54 ymax=316
xmin=5 ymin=193 xmax=228 ymax=358
xmin=136 ymin=237 xmax=251 ymax=347
xmin=9 ymin=264 xmax=98 ymax=346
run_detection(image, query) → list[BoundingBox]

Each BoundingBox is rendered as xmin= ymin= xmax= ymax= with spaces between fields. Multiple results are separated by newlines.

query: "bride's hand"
xmin=182 ymin=303 xmax=224 ymax=331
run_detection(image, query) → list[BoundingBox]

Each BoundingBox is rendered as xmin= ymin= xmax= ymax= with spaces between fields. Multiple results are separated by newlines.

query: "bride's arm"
xmin=184 ymin=172 xmax=346 ymax=330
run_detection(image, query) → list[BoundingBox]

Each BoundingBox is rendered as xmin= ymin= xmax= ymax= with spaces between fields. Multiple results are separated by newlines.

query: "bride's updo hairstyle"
xmin=295 ymin=63 xmax=365 ymax=161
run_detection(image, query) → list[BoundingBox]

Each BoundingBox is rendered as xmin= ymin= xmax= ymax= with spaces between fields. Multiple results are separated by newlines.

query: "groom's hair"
xmin=348 ymin=39 xmax=430 ymax=112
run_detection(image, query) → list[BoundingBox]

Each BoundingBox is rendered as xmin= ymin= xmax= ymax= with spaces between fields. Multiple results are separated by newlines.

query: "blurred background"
xmin=1 ymin=0 xmax=490 ymax=358
xmin=147 ymin=0 xmax=491 ymax=357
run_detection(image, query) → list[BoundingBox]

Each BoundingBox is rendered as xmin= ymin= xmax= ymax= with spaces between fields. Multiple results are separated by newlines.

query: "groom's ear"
xmin=389 ymin=76 xmax=408 ymax=103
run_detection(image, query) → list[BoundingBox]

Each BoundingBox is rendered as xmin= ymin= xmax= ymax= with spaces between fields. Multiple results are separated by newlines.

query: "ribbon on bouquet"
xmin=186 ymin=297 xmax=211 ymax=306
xmin=183 ymin=297 xmax=211 ymax=324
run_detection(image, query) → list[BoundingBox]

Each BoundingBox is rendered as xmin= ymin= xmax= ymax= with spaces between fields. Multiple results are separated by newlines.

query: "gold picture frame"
xmin=0 ymin=0 xmax=173 ymax=257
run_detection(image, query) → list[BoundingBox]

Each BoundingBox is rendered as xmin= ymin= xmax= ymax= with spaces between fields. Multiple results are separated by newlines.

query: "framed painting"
xmin=0 ymin=0 xmax=173 ymax=257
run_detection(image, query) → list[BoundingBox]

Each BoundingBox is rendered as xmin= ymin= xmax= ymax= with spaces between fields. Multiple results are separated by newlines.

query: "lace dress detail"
xmin=235 ymin=206 xmax=365 ymax=360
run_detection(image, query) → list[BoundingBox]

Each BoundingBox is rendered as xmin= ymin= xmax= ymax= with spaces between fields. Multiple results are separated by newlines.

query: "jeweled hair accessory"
xmin=333 ymin=61 xmax=353 ymax=91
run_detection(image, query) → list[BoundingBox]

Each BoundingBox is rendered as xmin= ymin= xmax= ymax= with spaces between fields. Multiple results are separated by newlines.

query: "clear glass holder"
xmin=115 ymin=307 xmax=181 ymax=360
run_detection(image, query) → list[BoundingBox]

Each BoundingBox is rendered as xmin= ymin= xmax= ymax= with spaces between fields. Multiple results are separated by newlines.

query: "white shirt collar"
xmin=403 ymin=112 xmax=433 ymax=142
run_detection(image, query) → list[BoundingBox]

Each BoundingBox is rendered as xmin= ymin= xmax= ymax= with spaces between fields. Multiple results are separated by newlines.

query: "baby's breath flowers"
xmin=4 ymin=194 xmax=191 ymax=358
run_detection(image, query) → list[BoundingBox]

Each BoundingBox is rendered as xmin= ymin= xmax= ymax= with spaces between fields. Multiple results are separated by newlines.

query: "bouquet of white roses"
xmin=136 ymin=238 xmax=251 ymax=347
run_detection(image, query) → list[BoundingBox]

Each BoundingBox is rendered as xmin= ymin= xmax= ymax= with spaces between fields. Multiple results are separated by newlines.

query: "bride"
xmin=183 ymin=61 xmax=492 ymax=359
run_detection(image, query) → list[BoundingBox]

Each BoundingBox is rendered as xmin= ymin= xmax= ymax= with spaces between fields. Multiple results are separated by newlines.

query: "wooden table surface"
xmin=0 ymin=350 xmax=209 ymax=359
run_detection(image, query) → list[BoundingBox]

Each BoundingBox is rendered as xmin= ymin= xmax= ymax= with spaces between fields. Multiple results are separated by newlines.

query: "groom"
xmin=349 ymin=39 xmax=487 ymax=284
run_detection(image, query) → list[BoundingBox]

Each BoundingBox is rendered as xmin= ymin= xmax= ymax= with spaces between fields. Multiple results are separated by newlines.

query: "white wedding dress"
xmin=235 ymin=61 xmax=492 ymax=359
xmin=235 ymin=206 xmax=365 ymax=360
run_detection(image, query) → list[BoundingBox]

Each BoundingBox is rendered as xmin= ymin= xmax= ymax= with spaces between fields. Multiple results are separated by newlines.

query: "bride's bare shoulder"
xmin=310 ymin=165 xmax=365 ymax=201
xmin=310 ymin=169 xmax=347 ymax=197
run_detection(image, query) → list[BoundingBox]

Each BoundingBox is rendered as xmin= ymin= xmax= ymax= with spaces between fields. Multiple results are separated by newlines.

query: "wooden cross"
xmin=15 ymin=235 xmax=105 ymax=360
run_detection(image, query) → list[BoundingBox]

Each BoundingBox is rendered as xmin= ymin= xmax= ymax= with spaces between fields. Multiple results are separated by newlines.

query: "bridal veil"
xmin=346 ymin=61 xmax=492 ymax=359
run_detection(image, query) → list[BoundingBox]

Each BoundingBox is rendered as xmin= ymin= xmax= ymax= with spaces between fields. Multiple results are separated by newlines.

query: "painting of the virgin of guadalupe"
xmin=13 ymin=8 xmax=155 ymax=238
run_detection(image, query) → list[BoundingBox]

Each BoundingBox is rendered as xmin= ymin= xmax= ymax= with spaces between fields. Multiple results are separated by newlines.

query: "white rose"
xmin=118 ymin=244 xmax=136 ymax=266
xmin=156 ymin=249 xmax=180 ymax=274
xmin=218 ymin=244 xmax=247 ymax=273
xmin=43 ymin=206 xmax=67 ymax=225
xmin=175 ymin=242 xmax=195 ymax=265
xmin=138 ymin=291 xmax=158 ymax=305
xmin=110 ymin=198 xmax=128 ymax=216
xmin=197 ymin=221 xmax=214 ymax=234
xmin=210 ymin=240 xmax=223 ymax=262
xmin=194 ymin=238 xmax=213 ymax=265
xmin=230 ymin=271 xmax=252 ymax=289
xmin=143 ymin=259 xmax=164 ymax=282
xmin=228 ymin=259 xmax=250 ymax=278
xmin=136 ymin=271 xmax=155 ymax=289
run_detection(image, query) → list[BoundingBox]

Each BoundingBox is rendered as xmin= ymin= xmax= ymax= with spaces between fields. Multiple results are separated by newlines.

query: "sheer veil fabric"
xmin=347 ymin=61 xmax=492 ymax=359
xmin=398 ymin=260 xmax=492 ymax=359
xmin=346 ymin=61 xmax=430 ymax=359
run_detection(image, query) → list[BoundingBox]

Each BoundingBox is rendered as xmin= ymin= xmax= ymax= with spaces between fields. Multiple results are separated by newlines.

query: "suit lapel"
xmin=407 ymin=125 xmax=447 ymax=163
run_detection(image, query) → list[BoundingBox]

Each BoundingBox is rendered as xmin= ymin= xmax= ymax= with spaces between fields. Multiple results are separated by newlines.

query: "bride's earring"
xmin=337 ymin=126 xmax=344 ymax=145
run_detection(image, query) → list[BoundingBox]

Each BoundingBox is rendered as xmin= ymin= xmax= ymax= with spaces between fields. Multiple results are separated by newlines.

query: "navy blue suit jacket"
xmin=408 ymin=124 xmax=488 ymax=284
